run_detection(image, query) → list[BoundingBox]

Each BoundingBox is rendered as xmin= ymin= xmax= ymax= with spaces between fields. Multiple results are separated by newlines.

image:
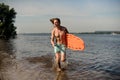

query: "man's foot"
xmin=61 ymin=61 xmax=68 ymax=69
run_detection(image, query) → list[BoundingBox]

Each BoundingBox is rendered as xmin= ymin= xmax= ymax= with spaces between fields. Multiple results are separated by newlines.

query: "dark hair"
xmin=50 ymin=18 xmax=61 ymax=24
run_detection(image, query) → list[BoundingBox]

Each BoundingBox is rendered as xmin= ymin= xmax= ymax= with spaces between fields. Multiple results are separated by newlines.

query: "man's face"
xmin=54 ymin=20 xmax=60 ymax=27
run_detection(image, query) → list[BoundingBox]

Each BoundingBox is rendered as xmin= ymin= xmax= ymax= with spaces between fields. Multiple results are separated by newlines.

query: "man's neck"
xmin=55 ymin=26 xmax=61 ymax=29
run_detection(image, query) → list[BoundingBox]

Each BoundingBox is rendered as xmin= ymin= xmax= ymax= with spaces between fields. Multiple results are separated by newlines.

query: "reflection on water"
xmin=55 ymin=71 xmax=69 ymax=80
xmin=0 ymin=39 xmax=16 ymax=58
xmin=0 ymin=39 xmax=16 ymax=63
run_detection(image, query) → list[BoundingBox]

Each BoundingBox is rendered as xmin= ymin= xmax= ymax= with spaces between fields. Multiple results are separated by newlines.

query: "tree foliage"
xmin=0 ymin=3 xmax=17 ymax=39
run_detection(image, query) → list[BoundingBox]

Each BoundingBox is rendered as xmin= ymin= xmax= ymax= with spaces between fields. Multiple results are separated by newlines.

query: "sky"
xmin=1 ymin=0 xmax=120 ymax=33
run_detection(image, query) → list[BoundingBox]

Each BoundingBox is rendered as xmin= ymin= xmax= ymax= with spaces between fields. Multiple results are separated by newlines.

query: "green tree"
xmin=0 ymin=3 xmax=17 ymax=39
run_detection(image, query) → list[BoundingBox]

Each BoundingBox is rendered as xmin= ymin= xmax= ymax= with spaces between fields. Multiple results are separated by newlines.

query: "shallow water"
xmin=0 ymin=33 xmax=120 ymax=80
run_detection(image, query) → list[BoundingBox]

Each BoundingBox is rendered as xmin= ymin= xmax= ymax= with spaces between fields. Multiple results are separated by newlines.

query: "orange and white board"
xmin=66 ymin=34 xmax=85 ymax=51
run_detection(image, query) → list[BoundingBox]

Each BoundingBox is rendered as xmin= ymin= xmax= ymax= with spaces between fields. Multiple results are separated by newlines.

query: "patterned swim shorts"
xmin=54 ymin=44 xmax=66 ymax=54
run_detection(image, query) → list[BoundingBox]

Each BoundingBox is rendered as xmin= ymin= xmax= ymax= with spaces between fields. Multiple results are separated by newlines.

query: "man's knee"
xmin=61 ymin=57 xmax=66 ymax=62
xmin=61 ymin=53 xmax=66 ymax=61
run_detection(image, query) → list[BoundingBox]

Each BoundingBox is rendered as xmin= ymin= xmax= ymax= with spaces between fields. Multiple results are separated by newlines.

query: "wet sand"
xmin=0 ymin=52 xmax=120 ymax=80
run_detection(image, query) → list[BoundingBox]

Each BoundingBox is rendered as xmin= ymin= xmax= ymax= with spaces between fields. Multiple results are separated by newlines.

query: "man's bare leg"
xmin=61 ymin=53 xmax=66 ymax=62
xmin=61 ymin=53 xmax=67 ymax=69
xmin=55 ymin=53 xmax=61 ymax=71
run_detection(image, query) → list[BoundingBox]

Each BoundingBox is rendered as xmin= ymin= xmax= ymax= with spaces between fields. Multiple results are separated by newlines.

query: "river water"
xmin=0 ymin=33 xmax=120 ymax=80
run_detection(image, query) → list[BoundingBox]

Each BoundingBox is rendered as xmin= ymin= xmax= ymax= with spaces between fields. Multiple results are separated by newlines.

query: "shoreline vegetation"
xmin=0 ymin=3 xmax=17 ymax=40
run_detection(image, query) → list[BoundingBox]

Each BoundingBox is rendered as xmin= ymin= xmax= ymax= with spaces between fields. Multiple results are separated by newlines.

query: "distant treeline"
xmin=78 ymin=31 xmax=120 ymax=34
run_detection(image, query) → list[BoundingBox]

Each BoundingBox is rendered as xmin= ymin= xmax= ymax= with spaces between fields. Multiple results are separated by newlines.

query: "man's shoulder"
xmin=61 ymin=26 xmax=69 ymax=33
xmin=61 ymin=26 xmax=67 ymax=29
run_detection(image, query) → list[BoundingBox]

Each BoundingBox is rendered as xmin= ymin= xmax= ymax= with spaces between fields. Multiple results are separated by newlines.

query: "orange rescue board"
xmin=66 ymin=34 xmax=85 ymax=51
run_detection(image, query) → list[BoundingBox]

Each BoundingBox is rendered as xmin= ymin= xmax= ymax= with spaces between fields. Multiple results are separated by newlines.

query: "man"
xmin=50 ymin=18 xmax=69 ymax=71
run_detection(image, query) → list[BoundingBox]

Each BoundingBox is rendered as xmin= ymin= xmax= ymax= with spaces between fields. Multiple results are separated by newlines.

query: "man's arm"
xmin=51 ymin=29 xmax=55 ymax=47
